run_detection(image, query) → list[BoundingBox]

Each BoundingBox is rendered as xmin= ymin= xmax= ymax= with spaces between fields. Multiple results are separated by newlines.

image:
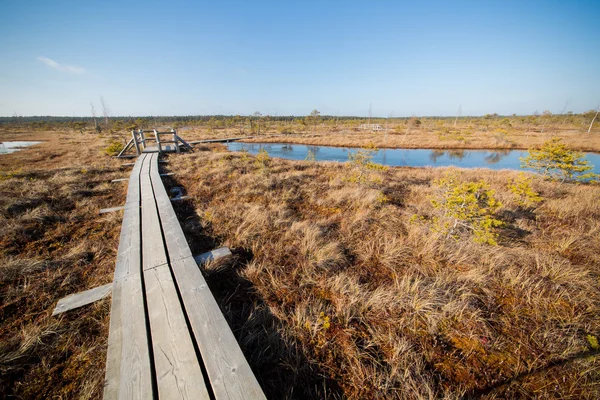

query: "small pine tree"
xmin=520 ymin=138 xmax=598 ymax=182
xmin=508 ymin=173 xmax=542 ymax=207
xmin=345 ymin=143 xmax=388 ymax=185
xmin=429 ymin=173 xmax=503 ymax=245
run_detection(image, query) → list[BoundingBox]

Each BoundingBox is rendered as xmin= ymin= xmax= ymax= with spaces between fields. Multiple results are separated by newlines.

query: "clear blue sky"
xmin=0 ymin=0 xmax=598 ymax=117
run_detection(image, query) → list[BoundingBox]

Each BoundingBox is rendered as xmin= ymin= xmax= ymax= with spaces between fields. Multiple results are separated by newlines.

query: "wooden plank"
xmin=160 ymin=172 xmax=174 ymax=177
xmin=117 ymin=139 xmax=134 ymax=158
xmin=170 ymin=256 xmax=266 ymax=400
xmin=147 ymin=156 xmax=265 ymax=399
xmin=154 ymin=129 xmax=162 ymax=153
xmin=113 ymin=203 xmax=141 ymax=280
xmin=124 ymin=154 xmax=146 ymax=205
xmin=104 ymin=149 xmax=152 ymax=400
xmin=175 ymin=134 xmax=193 ymax=151
xmin=132 ymin=130 xmax=141 ymax=155
xmin=141 ymin=154 xmax=168 ymax=271
xmin=120 ymin=163 xmax=136 ymax=167
xmin=52 ymin=283 xmax=113 ymax=316
xmin=194 ymin=247 xmax=232 ymax=265
xmin=111 ymin=178 xmax=129 ymax=183
xmin=171 ymin=196 xmax=191 ymax=202
xmin=143 ymin=265 xmax=211 ymax=400
xmin=174 ymin=131 xmax=180 ymax=153
xmin=189 ymin=137 xmax=248 ymax=144
xmin=142 ymin=146 xmax=159 ymax=153
xmin=150 ymin=161 xmax=193 ymax=263
xmin=104 ymin=275 xmax=153 ymax=400
xmin=100 ymin=206 xmax=124 ymax=214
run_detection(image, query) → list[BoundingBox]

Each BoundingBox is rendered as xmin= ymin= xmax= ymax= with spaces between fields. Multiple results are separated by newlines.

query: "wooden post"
xmin=172 ymin=128 xmax=180 ymax=153
xmin=132 ymin=130 xmax=141 ymax=155
xmin=140 ymin=130 xmax=147 ymax=149
xmin=154 ymin=129 xmax=161 ymax=153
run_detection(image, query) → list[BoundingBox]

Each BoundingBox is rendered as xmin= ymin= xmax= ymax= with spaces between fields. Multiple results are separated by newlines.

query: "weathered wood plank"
xmin=104 ymin=275 xmax=153 ymax=400
xmin=100 ymin=206 xmax=124 ymax=214
xmin=104 ymin=150 xmax=152 ymax=400
xmin=170 ymin=256 xmax=266 ymax=400
xmin=148 ymin=154 xmax=264 ymax=399
xmin=170 ymin=196 xmax=191 ymax=202
xmin=113 ymin=203 xmax=141 ymax=280
xmin=143 ymin=145 xmax=177 ymax=153
xmin=141 ymin=154 xmax=167 ymax=270
xmin=150 ymin=162 xmax=193 ymax=263
xmin=124 ymin=154 xmax=145 ymax=205
xmin=111 ymin=178 xmax=129 ymax=183
xmin=144 ymin=265 xmax=211 ymax=399
xmin=194 ymin=247 xmax=232 ymax=265
xmin=52 ymin=283 xmax=113 ymax=316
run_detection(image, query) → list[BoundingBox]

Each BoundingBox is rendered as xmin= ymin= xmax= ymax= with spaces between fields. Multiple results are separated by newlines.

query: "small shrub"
xmin=344 ymin=143 xmax=389 ymax=185
xmin=104 ymin=141 xmax=124 ymax=156
xmin=428 ymin=172 xmax=503 ymax=245
xmin=521 ymin=138 xmax=598 ymax=182
xmin=255 ymin=148 xmax=270 ymax=168
xmin=508 ymin=173 xmax=542 ymax=207
xmin=239 ymin=150 xmax=251 ymax=162
xmin=587 ymin=334 xmax=599 ymax=350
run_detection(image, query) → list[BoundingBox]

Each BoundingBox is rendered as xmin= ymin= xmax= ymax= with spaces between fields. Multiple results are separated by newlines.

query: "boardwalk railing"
xmin=117 ymin=129 xmax=193 ymax=157
xmin=104 ymin=153 xmax=265 ymax=399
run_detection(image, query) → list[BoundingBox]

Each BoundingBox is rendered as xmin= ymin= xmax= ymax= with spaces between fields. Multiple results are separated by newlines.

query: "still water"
xmin=225 ymin=142 xmax=600 ymax=174
xmin=0 ymin=141 xmax=42 ymax=154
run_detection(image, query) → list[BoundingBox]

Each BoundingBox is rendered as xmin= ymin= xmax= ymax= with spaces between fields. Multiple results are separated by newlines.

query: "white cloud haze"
xmin=36 ymin=56 xmax=85 ymax=74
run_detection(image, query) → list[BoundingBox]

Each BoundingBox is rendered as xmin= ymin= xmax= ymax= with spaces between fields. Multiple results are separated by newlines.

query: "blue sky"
xmin=0 ymin=0 xmax=598 ymax=117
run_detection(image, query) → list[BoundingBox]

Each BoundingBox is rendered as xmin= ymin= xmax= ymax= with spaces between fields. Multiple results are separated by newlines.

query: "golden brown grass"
xmin=0 ymin=128 xmax=129 ymax=398
xmin=168 ymin=115 xmax=600 ymax=152
xmin=241 ymin=128 xmax=600 ymax=152
xmin=2 ymin=124 xmax=599 ymax=399
xmin=165 ymin=147 xmax=600 ymax=399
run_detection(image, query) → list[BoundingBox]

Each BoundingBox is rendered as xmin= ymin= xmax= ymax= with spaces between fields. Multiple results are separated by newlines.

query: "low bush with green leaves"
xmin=422 ymin=172 xmax=504 ymax=245
xmin=104 ymin=140 xmax=124 ymax=156
xmin=521 ymin=138 xmax=598 ymax=182
xmin=344 ymin=143 xmax=389 ymax=184
xmin=508 ymin=173 xmax=542 ymax=207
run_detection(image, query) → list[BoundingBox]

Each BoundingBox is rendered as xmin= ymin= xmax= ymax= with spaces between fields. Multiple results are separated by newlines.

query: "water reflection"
xmin=0 ymin=141 xmax=42 ymax=154
xmin=484 ymin=149 xmax=511 ymax=165
xmin=429 ymin=150 xmax=466 ymax=162
xmin=429 ymin=150 xmax=446 ymax=162
xmin=225 ymin=142 xmax=600 ymax=174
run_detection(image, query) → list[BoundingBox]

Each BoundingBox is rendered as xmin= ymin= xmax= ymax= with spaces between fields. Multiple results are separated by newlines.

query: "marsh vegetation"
xmin=1 ymin=123 xmax=599 ymax=399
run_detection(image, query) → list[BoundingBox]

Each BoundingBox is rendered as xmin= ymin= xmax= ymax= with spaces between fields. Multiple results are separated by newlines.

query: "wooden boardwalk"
xmin=104 ymin=153 xmax=265 ymax=399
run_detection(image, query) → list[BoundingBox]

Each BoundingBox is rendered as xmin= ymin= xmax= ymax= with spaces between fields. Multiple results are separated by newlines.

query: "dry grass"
xmin=164 ymin=147 xmax=600 ymax=399
xmin=0 ymin=128 xmax=129 ymax=398
xmin=170 ymin=115 xmax=600 ymax=152
xmin=241 ymin=129 xmax=600 ymax=153
xmin=2 ymin=125 xmax=599 ymax=399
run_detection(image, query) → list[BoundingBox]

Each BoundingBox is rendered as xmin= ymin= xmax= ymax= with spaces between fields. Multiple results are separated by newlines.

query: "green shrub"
xmin=508 ymin=173 xmax=542 ymax=207
xmin=104 ymin=140 xmax=124 ymax=156
xmin=255 ymin=148 xmax=270 ymax=168
xmin=428 ymin=173 xmax=503 ymax=245
xmin=344 ymin=143 xmax=388 ymax=185
xmin=521 ymin=138 xmax=598 ymax=182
